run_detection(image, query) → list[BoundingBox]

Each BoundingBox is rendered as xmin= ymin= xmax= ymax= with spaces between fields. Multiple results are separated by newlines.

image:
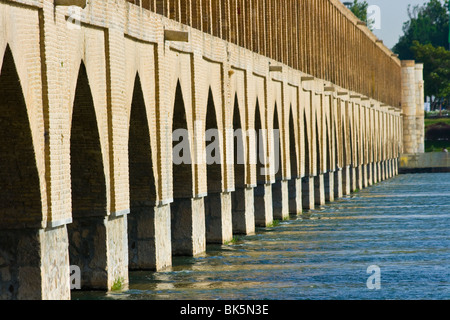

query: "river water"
xmin=73 ymin=173 xmax=450 ymax=300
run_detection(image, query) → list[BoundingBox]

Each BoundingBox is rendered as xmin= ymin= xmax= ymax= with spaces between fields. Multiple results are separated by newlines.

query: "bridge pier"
xmin=128 ymin=205 xmax=172 ymax=271
xmin=356 ymin=166 xmax=363 ymax=191
xmin=362 ymin=165 xmax=368 ymax=188
xmin=288 ymin=178 xmax=303 ymax=215
xmin=0 ymin=226 xmax=70 ymax=300
xmin=382 ymin=161 xmax=387 ymax=180
xmin=171 ymin=198 xmax=206 ymax=257
xmin=272 ymin=180 xmax=289 ymax=221
xmin=373 ymin=162 xmax=378 ymax=184
xmin=377 ymin=162 xmax=382 ymax=182
xmin=367 ymin=163 xmax=373 ymax=186
xmin=334 ymin=169 xmax=344 ymax=199
xmin=350 ymin=167 xmax=357 ymax=192
xmin=205 ymin=192 xmax=233 ymax=244
xmin=386 ymin=160 xmax=390 ymax=179
xmin=342 ymin=166 xmax=351 ymax=195
xmin=324 ymin=172 xmax=335 ymax=202
xmin=232 ymin=187 xmax=256 ymax=235
xmin=302 ymin=177 xmax=315 ymax=210
xmin=67 ymin=215 xmax=129 ymax=291
xmin=254 ymin=184 xmax=274 ymax=227
xmin=314 ymin=174 xmax=326 ymax=206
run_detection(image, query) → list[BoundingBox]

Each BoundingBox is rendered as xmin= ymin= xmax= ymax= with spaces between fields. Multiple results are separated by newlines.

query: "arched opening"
xmin=304 ymin=111 xmax=310 ymax=176
xmin=205 ymin=88 xmax=228 ymax=244
xmin=324 ymin=117 xmax=334 ymax=202
xmin=289 ymin=107 xmax=298 ymax=179
xmin=231 ymin=94 xmax=252 ymax=234
xmin=0 ymin=46 xmax=41 ymax=227
xmin=342 ymin=115 xmax=348 ymax=168
xmin=288 ymin=106 xmax=300 ymax=215
xmin=171 ymin=81 xmax=196 ymax=256
xmin=272 ymin=103 xmax=284 ymax=219
xmin=325 ymin=118 xmax=331 ymax=171
xmin=255 ymin=100 xmax=265 ymax=184
xmin=0 ymin=46 xmax=42 ymax=299
xmin=273 ymin=103 xmax=282 ymax=181
xmin=68 ymin=62 xmax=108 ymax=290
xmin=172 ymin=81 xmax=193 ymax=199
xmin=315 ymin=118 xmax=321 ymax=175
xmin=314 ymin=113 xmax=325 ymax=206
xmin=233 ymin=94 xmax=245 ymax=188
xmin=254 ymin=99 xmax=272 ymax=226
xmin=127 ymin=74 xmax=157 ymax=270
xmin=302 ymin=109 xmax=314 ymax=210
xmin=205 ymin=88 xmax=221 ymax=193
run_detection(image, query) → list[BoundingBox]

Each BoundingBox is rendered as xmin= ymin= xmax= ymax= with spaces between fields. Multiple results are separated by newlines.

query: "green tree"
xmin=393 ymin=0 xmax=449 ymax=60
xmin=345 ymin=0 xmax=374 ymax=31
xmin=393 ymin=0 xmax=450 ymax=110
xmin=411 ymin=41 xmax=450 ymax=110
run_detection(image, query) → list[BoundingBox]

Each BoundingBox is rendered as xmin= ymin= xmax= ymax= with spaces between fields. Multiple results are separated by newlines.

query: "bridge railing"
xmin=126 ymin=0 xmax=401 ymax=108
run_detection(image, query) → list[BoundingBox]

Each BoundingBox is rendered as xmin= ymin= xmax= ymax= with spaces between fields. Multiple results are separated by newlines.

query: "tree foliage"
xmin=346 ymin=0 xmax=374 ymax=31
xmin=393 ymin=0 xmax=450 ymax=109
xmin=412 ymin=41 xmax=450 ymax=101
xmin=393 ymin=0 xmax=449 ymax=60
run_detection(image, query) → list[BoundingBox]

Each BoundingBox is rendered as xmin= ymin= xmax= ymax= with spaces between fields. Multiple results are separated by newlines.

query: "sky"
xmin=344 ymin=0 xmax=430 ymax=49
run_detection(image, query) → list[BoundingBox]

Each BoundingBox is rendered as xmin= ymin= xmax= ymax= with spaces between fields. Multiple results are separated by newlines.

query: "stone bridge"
xmin=0 ymin=0 xmax=424 ymax=299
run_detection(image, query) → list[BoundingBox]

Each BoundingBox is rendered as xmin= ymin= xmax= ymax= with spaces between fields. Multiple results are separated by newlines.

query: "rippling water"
xmin=73 ymin=173 xmax=450 ymax=300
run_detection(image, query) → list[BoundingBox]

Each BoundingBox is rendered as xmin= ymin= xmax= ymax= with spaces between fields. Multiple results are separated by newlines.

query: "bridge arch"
xmin=231 ymin=93 xmax=255 ymax=235
xmin=170 ymin=80 xmax=204 ymax=256
xmin=127 ymin=73 xmax=158 ymax=270
xmin=205 ymin=87 xmax=232 ymax=244
xmin=0 ymin=46 xmax=44 ymax=299
xmin=0 ymin=45 xmax=42 ymax=228
xmin=67 ymin=61 xmax=109 ymax=290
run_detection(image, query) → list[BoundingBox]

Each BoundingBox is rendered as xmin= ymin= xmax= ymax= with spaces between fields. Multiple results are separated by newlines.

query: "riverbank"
xmin=399 ymin=153 xmax=450 ymax=173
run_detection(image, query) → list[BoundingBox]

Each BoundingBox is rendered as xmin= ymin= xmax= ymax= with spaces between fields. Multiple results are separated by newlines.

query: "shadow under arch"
xmin=171 ymin=80 xmax=202 ymax=256
xmin=0 ymin=45 xmax=43 ymax=299
xmin=287 ymin=105 xmax=301 ymax=215
xmin=68 ymin=62 xmax=108 ymax=290
xmin=0 ymin=45 xmax=42 ymax=228
xmin=127 ymin=73 xmax=159 ymax=270
xmin=204 ymin=87 xmax=232 ymax=244
xmin=253 ymin=99 xmax=272 ymax=227
xmin=302 ymin=108 xmax=315 ymax=211
xmin=231 ymin=93 xmax=254 ymax=235
xmin=272 ymin=102 xmax=286 ymax=220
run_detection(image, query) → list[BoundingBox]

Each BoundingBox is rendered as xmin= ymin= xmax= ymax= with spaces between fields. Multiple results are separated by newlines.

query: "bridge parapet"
xmin=127 ymin=0 xmax=401 ymax=108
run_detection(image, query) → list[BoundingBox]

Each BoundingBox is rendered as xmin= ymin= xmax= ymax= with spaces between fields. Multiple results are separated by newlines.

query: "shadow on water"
xmin=72 ymin=173 xmax=450 ymax=300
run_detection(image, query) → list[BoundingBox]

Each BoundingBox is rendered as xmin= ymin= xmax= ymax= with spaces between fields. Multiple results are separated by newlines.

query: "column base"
xmin=324 ymin=172 xmax=335 ymax=202
xmin=288 ymin=178 xmax=302 ymax=215
xmin=171 ymin=197 xmax=206 ymax=257
xmin=232 ymin=187 xmax=255 ymax=235
xmin=205 ymin=192 xmax=233 ymax=244
xmin=128 ymin=205 xmax=172 ymax=271
xmin=254 ymin=184 xmax=273 ymax=227
xmin=314 ymin=174 xmax=325 ymax=205
xmin=302 ymin=176 xmax=315 ymax=210
xmin=68 ymin=215 xmax=129 ymax=291
xmin=272 ymin=180 xmax=289 ymax=221
xmin=334 ymin=169 xmax=343 ymax=199
xmin=342 ymin=166 xmax=351 ymax=196
xmin=0 ymin=226 xmax=71 ymax=300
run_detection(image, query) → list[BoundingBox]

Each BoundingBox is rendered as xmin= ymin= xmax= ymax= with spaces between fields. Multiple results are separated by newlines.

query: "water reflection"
xmin=73 ymin=173 xmax=450 ymax=300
